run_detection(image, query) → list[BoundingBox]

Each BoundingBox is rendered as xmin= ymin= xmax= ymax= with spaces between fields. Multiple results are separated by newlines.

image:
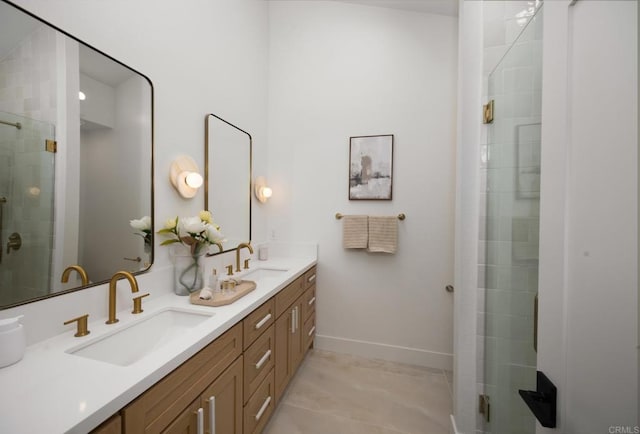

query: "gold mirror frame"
xmin=204 ymin=114 xmax=251 ymax=255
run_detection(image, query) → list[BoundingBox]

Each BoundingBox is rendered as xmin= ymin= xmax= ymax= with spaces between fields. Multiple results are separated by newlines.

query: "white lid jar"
xmin=0 ymin=315 xmax=26 ymax=368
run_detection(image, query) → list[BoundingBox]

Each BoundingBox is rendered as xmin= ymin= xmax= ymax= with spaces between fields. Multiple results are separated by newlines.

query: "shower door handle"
xmin=0 ymin=197 xmax=5 ymax=263
xmin=6 ymin=232 xmax=21 ymax=254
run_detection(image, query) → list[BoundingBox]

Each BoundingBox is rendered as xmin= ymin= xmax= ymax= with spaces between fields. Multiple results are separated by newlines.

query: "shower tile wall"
xmin=0 ymin=114 xmax=55 ymax=305
xmin=0 ymin=21 xmax=58 ymax=305
xmin=477 ymin=2 xmax=542 ymax=433
xmin=0 ymin=25 xmax=58 ymax=126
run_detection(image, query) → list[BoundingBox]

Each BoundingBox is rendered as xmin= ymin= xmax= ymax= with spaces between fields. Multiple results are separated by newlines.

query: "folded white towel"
xmin=367 ymin=216 xmax=398 ymax=254
xmin=342 ymin=215 xmax=368 ymax=249
xmin=199 ymin=288 xmax=213 ymax=300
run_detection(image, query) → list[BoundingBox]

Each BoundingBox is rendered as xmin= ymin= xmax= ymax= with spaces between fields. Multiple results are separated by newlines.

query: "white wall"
xmin=3 ymin=0 xmax=269 ymax=345
xmin=453 ymin=0 xmax=482 ymax=431
xmin=268 ymin=1 xmax=458 ymax=369
xmin=538 ymin=1 xmax=638 ymax=432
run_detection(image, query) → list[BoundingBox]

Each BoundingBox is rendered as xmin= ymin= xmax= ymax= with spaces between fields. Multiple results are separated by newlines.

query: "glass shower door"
xmin=482 ymin=5 xmax=543 ymax=434
xmin=0 ymin=111 xmax=55 ymax=306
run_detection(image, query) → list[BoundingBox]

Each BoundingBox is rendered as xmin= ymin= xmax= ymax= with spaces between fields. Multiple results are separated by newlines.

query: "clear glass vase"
xmin=170 ymin=244 xmax=205 ymax=296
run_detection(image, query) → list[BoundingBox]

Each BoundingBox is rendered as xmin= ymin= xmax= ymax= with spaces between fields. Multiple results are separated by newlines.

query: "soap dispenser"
xmin=0 ymin=315 xmax=26 ymax=368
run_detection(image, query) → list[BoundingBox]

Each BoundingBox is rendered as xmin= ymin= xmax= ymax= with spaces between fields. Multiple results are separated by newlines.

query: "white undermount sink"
xmin=66 ymin=308 xmax=213 ymax=366
xmin=240 ymin=267 xmax=288 ymax=281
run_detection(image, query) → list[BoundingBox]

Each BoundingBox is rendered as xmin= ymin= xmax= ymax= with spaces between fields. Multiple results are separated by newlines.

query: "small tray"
xmin=189 ymin=280 xmax=257 ymax=307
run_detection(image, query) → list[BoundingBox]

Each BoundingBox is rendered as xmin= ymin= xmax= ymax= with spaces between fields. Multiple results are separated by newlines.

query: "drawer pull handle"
xmin=255 ymin=396 xmax=272 ymax=422
xmin=308 ymin=296 xmax=316 ymax=306
xmin=308 ymin=326 xmax=316 ymax=337
xmin=254 ymin=313 xmax=272 ymax=330
xmin=307 ymin=274 xmax=316 ymax=283
xmin=196 ymin=407 xmax=204 ymax=434
xmin=291 ymin=308 xmax=296 ymax=333
xmin=255 ymin=349 xmax=272 ymax=370
xmin=208 ymin=396 xmax=216 ymax=434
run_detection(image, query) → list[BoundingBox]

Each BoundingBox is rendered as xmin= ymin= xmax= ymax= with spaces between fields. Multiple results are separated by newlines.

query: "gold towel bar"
xmin=335 ymin=213 xmax=405 ymax=221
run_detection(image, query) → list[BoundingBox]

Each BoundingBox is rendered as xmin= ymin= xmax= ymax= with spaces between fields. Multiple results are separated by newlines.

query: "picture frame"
xmin=348 ymin=134 xmax=394 ymax=200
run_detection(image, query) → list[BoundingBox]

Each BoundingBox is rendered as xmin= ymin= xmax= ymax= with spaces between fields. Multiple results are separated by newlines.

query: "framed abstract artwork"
xmin=348 ymin=134 xmax=394 ymax=200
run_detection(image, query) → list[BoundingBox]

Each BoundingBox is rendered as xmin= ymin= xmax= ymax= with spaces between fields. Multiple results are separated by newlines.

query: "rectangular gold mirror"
xmin=204 ymin=114 xmax=251 ymax=254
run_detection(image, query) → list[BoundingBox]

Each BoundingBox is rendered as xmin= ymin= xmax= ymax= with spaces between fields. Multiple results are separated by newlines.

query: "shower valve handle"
xmin=6 ymin=233 xmax=21 ymax=254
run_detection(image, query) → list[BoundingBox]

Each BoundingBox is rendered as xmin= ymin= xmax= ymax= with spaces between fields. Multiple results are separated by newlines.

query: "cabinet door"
xmin=91 ymin=414 xmax=121 ymax=434
xmin=290 ymin=299 xmax=304 ymax=372
xmin=274 ymin=300 xmax=306 ymax=404
xmin=201 ymin=356 xmax=243 ymax=434
xmin=274 ymin=309 xmax=293 ymax=403
xmin=162 ymin=400 xmax=200 ymax=434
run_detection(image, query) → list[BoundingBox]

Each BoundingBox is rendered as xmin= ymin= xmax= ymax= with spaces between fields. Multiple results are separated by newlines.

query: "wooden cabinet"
xmin=91 ymin=415 xmax=122 ymax=434
xmin=243 ymin=370 xmax=275 ymax=434
xmin=100 ymin=265 xmax=316 ymax=434
xmin=200 ymin=356 xmax=243 ymax=434
xmin=243 ymin=299 xmax=275 ymax=351
xmin=122 ymin=323 xmax=243 ymax=433
xmin=274 ymin=266 xmax=316 ymax=404
xmin=243 ymin=325 xmax=275 ymax=402
xmin=161 ymin=400 xmax=200 ymax=434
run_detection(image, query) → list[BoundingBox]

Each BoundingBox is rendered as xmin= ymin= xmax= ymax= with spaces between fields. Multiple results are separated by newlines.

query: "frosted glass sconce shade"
xmin=254 ymin=176 xmax=272 ymax=203
xmin=170 ymin=155 xmax=203 ymax=199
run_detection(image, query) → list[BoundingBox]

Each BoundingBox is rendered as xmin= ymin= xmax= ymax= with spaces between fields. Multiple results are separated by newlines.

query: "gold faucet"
xmin=235 ymin=242 xmax=254 ymax=272
xmin=106 ymin=271 xmax=139 ymax=324
xmin=61 ymin=265 xmax=89 ymax=286
xmin=206 ymin=241 xmax=224 ymax=257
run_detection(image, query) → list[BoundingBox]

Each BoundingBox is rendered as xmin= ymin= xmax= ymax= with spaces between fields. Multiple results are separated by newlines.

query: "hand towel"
xmin=342 ymin=215 xmax=368 ymax=249
xmin=367 ymin=216 xmax=397 ymax=253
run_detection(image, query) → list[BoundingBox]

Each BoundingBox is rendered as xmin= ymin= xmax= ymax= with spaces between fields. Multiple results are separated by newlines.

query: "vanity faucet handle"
xmin=132 ymin=293 xmax=150 ymax=314
xmin=63 ymin=314 xmax=90 ymax=337
xmin=225 ymin=264 xmax=234 ymax=276
xmin=244 ymin=258 xmax=251 ymax=270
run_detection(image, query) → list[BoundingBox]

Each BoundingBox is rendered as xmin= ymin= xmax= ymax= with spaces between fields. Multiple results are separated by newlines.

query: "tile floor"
xmin=263 ymin=350 xmax=453 ymax=434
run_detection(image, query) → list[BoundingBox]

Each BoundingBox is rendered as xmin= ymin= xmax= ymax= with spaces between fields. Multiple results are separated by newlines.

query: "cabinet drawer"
xmin=275 ymin=275 xmax=304 ymax=318
xmin=302 ymin=266 xmax=317 ymax=291
xmin=243 ymin=299 xmax=275 ymax=350
xmin=244 ymin=324 xmax=275 ymax=403
xmin=122 ymin=323 xmax=243 ymax=433
xmin=303 ymin=312 xmax=316 ymax=352
xmin=244 ymin=370 xmax=275 ymax=434
xmin=301 ymin=285 xmax=316 ymax=322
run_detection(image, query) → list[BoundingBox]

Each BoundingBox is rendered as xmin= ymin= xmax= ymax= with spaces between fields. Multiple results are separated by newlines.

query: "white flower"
xmin=206 ymin=224 xmax=224 ymax=242
xmin=180 ymin=216 xmax=207 ymax=234
xmin=130 ymin=216 xmax=151 ymax=231
xmin=164 ymin=217 xmax=177 ymax=230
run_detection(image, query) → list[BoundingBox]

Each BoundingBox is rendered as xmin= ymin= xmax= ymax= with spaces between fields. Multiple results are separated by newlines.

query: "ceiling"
xmin=330 ymin=0 xmax=459 ymax=16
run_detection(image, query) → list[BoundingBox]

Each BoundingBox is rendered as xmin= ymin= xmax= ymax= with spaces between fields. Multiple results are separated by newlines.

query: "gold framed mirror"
xmin=204 ymin=114 xmax=251 ymax=255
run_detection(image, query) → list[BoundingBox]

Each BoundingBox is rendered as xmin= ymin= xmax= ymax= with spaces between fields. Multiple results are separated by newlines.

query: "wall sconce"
xmin=254 ymin=176 xmax=272 ymax=203
xmin=170 ymin=155 xmax=203 ymax=199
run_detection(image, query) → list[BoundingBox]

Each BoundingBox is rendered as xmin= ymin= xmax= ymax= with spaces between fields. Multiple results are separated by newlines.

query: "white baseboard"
xmin=314 ymin=334 xmax=453 ymax=371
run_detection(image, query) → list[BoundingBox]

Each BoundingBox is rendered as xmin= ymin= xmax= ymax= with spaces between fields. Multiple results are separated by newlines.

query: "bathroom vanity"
xmin=0 ymin=255 xmax=317 ymax=434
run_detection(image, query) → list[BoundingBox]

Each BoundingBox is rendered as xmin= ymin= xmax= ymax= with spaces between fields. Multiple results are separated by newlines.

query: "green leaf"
xmin=160 ymin=239 xmax=180 ymax=246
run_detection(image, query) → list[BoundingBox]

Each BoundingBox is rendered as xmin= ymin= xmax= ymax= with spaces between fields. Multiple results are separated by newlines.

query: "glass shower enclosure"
xmin=0 ymin=111 xmax=55 ymax=306
xmin=482 ymin=5 xmax=543 ymax=434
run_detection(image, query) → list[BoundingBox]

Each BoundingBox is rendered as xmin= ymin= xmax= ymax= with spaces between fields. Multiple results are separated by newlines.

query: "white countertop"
xmin=0 ymin=254 xmax=316 ymax=434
